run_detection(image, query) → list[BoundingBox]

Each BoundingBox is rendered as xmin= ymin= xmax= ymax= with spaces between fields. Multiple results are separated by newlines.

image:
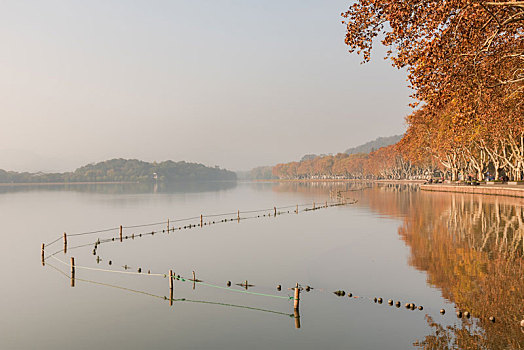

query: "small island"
xmin=0 ymin=158 xmax=236 ymax=184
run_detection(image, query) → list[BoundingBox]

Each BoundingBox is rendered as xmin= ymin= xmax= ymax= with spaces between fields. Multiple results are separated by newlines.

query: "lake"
xmin=1 ymin=181 xmax=522 ymax=349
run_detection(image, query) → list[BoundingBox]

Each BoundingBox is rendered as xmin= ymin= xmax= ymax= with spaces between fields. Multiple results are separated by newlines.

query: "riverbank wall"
xmin=254 ymin=179 xmax=426 ymax=184
xmin=421 ymin=184 xmax=524 ymax=199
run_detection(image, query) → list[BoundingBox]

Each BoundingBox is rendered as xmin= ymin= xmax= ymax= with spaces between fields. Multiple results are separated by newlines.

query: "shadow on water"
xmin=0 ymin=180 xmax=237 ymax=195
xmin=267 ymin=182 xmax=524 ymax=349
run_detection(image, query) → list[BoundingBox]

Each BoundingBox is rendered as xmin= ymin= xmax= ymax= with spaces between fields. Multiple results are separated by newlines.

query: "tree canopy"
xmin=0 ymin=159 xmax=236 ymax=183
xmin=340 ymin=0 xmax=523 ymax=181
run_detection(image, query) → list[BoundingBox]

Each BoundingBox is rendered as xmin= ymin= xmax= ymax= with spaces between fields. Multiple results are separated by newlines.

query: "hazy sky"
xmin=0 ymin=0 xmax=411 ymax=172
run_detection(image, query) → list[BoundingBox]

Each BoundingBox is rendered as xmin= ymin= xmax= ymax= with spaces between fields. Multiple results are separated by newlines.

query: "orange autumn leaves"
xmin=272 ymin=145 xmax=418 ymax=179
xmin=341 ymin=0 xmax=523 ymax=181
xmin=273 ymin=1 xmax=522 ymax=181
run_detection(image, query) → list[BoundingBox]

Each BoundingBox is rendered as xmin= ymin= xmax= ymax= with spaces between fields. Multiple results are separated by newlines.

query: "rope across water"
xmin=40 ymin=197 xmax=504 ymax=326
xmin=46 ymin=261 xmax=293 ymax=317
xmin=48 ymin=254 xmax=293 ymax=300
xmin=45 ymin=200 xmax=351 ymax=246
xmin=42 ymin=200 xmax=353 ymax=304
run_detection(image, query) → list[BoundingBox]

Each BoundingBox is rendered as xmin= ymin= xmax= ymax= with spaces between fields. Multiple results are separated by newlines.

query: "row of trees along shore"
xmin=275 ymin=1 xmax=523 ymax=181
xmin=0 ymin=159 xmax=236 ymax=183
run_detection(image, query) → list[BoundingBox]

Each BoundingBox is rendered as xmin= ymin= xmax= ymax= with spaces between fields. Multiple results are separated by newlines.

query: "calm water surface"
xmin=0 ymin=182 xmax=522 ymax=349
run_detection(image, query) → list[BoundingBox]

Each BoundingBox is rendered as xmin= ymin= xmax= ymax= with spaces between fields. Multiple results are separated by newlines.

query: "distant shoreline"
xmin=253 ymin=179 xmax=426 ymax=184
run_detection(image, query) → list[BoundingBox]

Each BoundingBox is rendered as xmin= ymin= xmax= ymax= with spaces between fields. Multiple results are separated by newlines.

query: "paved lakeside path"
xmin=254 ymin=179 xmax=426 ymax=184
xmin=421 ymin=183 xmax=524 ymax=199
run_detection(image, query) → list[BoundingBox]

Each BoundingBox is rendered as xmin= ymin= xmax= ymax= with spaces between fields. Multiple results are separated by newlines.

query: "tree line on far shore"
xmin=0 ymin=159 xmax=236 ymax=183
xmin=273 ymin=147 xmax=417 ymax=180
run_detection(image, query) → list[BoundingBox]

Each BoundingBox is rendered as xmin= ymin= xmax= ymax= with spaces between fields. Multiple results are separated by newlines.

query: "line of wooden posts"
xmin=42 ymin=226 xmax=302 ymax=326
xmin=41 ymin=202 xmax=337 ymax=328
xmin=165 ymin=269 xmax=301 ymax=328
xmin=45 ymin=200 xmax=337 ymax=264
xmin=47 ymin=252 xmax=524 ymax=330
xmin=52 ymin=255 xmax=301 ymax=328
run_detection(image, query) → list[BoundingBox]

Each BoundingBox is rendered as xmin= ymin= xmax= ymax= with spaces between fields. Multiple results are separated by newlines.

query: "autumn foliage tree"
xmin=272 ymin=146 xmax=429 ymax=180
xmin=342 ymin=0 xmax=524 ymax=181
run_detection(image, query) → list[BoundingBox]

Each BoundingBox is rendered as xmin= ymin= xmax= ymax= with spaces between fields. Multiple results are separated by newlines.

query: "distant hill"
xmin=296 ymin=135 xmax=404 ymax=162
xmin=236 ymin=166 xmax=278 ymax=180
xmin=344 ymin=134 xmax=403 ymax=155
xmin=249 ymin=166 xmax=278 ymax=180
xmin=0 ymin=158 xmax=236 ymax=183
xmin=300 ymin=154 xmax=318 ymax=162
xmin=247 ymin=135 xmax=405 ymax=180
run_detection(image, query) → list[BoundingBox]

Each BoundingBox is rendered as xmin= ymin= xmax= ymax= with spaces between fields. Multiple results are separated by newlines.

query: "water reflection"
xmin=46 ymin=261 xmax=294 ymax=319
xmin=269 ymin=181 xmax=372 ymax=196
xmin=267 ymin=182 xmax=524 ymax=348
xmin=0 ymin=181 xmax=237 ymax=195
xmin=398 ymin=193 xmax=524 ymax=349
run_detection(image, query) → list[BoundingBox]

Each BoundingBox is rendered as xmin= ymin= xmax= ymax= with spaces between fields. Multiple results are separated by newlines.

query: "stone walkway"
xmin=420 ymin=183 xmax=524 ymax=199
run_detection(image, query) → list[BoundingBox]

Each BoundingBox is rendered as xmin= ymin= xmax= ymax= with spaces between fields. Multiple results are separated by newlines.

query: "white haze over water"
xmin=0 ymin=0 xmax=411 ymax=172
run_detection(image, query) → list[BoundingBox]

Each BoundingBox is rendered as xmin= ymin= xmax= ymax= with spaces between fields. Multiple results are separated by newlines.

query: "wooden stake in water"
xmin=293 ymin=283 xmax=300 ymax=310
xmin=70 ymin=257 xmax=75 ymax=287
xmin=200 ymin=215 xmax=203 ymax=227
xmin=169 ymin=270 xmax=174 ymax=306
xmin=41 ymin=243 xmax=45 ymax=266
xmin=294 ymin=309 xmax=301 ymax=329
xmin=237 ymin=210 xmax=240 ymax=222
xmin=167 ymin=219 xmax=170 ymax=232
xmin=63 ymin=233 xmax=67 ymax=254
xmin=296 ymin=204 xmax=298 ymax=214
xmin=119 ymin=225 xmax=123 ymax=242
xmin=274 ymin=207 xmax=277 ymax=217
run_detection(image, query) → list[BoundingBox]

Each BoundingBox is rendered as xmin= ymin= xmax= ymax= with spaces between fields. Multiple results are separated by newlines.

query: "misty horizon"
xmin=0 ymin=132 xmax=400 ymax=173
xmin=1 ymin=1 xmax=410 ymax=173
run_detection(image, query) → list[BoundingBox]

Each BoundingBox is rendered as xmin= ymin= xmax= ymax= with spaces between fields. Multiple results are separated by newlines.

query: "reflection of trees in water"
xmin=265 ymin=181 xmax=420 ymax=198
xmin=271 ymin=182 xmax=524 ymax=348
xmin=156 ymin=181 xmax=237 ymax=194
xmin=268 ymin=181 xmax=376 ymax=198
xmin=446 ymin=196 xmax=524 ymax=259
xmin=0 ymin=181 xmax=237 ymax=195
xmin=395 ymin=194 xmax=524 ymax=349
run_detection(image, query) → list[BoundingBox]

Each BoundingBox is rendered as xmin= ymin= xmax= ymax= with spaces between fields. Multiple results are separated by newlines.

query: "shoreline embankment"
xmin=254 ymin=179 xmax=426 ymax=184
xmin=421 ymin=184 xmax=524 ymax=199
xmin=255 ymin=179 xmax=524 ymax=199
